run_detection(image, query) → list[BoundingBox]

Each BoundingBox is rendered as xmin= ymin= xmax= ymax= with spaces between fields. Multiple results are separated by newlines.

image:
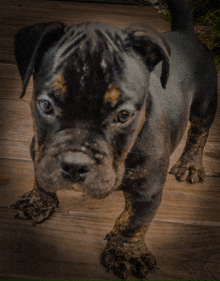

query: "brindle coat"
xmin=12 ymin=0 xmax=217 ymax=279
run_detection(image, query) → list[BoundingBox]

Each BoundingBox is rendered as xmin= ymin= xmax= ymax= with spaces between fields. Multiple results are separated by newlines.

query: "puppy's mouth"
xmin=34 ymin=148 xmax=122 ymax=199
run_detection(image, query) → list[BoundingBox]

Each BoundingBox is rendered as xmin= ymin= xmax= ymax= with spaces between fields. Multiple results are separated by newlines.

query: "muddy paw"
xmin=101 ymin=234 xmax=157 ymax=279
xmin=11 ymin=188 xmax=59 ymax=225
xmin=169 ymin=158 xmax=206 ymax=183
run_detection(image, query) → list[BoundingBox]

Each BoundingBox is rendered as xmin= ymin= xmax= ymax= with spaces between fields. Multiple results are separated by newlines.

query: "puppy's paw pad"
xmin=101 ymin=236 xmax=157 ymax=279
xmin=11 ymin=189 xmax=59 ymax=225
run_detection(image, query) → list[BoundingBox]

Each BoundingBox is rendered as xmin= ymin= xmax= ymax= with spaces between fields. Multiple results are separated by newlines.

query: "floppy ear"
xmin=14 ymin=21 xmax=67 ymax=98
xmin=125 ymin=23 xmax=170 ymax=89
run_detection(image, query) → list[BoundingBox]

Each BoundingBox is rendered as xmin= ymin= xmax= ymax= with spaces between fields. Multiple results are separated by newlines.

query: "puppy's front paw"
xmin=11 ymin=188 xmax=59 ymax=225
xmin=101 ymin=234 xmax=157 ymax=279
xmin=169 ymin=157 xmax=206 ymax=183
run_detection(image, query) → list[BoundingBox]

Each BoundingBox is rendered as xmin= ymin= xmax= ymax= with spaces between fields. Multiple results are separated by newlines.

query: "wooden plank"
xmin=0 ymin=0 xmax=219 ymax=279
xmin=0 ymin=208 xmax=220 ymax=280
xmin=1 ymin=158 xmax=220 ymax=225
xmin=0 ymin=208 xmax=118 ymax=280
xmin=0 ymin=0 xmax=170 ymax=64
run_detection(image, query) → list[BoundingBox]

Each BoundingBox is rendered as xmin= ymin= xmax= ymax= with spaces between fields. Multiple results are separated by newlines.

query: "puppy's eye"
xmin=38 ymin=100 xmax=54 ymax=115
xmin=115 ymin=110 xmax=133 ymax=123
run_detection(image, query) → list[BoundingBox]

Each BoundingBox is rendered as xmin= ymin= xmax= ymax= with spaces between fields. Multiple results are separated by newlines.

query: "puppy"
xmin=12 ymin=0 xmax=217 ymax=279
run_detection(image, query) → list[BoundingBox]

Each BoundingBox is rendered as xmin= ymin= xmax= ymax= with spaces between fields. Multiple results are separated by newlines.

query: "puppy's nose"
xmin=59 ymin=152 xmax=94 ymax=182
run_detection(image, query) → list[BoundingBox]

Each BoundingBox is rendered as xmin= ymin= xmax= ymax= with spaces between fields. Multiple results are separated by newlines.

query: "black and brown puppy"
xmin=12 ymin=0 xmax=217 ymax=279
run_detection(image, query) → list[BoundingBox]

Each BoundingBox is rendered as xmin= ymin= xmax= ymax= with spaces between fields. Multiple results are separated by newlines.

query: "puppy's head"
xmin=15 ymin=21 xmax=170 ymax=198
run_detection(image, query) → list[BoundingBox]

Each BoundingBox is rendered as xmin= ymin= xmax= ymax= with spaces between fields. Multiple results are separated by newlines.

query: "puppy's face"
xmin=32 ymin=23 xmax=150 ymax=198
xmin=15 ymin=21 xmax=169 ymax=198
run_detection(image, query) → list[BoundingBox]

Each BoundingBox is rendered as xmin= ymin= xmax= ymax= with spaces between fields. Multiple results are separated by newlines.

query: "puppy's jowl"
xmin=12 ymin=0 xmax=217 ymax=279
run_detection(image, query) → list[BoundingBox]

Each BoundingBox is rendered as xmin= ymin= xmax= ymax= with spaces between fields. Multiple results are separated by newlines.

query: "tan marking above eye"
xmin=104 ymin=87 xmax=121 ymax=108
xmin=53 ymin=74 xmax=67 ymax=95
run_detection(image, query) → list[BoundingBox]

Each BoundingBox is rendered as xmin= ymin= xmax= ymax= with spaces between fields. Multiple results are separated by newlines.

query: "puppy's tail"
xmin=166 ymin=0 xmax=195 ymax=35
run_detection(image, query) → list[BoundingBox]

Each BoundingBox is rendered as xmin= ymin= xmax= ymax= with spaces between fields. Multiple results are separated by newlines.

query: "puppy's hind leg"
xmin=170 ymin=88 xmax=218 ymax=183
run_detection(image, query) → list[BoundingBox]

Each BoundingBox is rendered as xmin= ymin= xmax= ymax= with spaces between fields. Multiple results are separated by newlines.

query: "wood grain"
xmin=0 ymin=0 xmax=219 ymax=279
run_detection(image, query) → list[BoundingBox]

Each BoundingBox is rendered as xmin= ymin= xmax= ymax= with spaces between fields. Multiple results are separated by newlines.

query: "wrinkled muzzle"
xmin=33 ymin=129 xmax=123 ymax=198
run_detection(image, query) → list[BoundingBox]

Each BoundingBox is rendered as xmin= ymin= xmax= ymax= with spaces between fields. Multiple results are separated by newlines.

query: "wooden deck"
xmin=0 ymin=0 xmax=220 ymax=279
